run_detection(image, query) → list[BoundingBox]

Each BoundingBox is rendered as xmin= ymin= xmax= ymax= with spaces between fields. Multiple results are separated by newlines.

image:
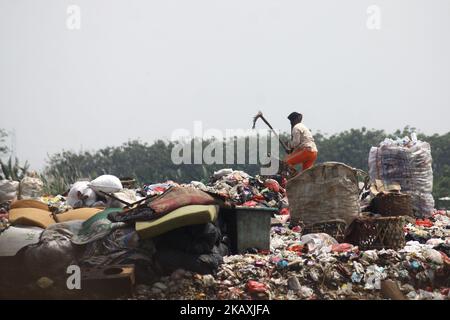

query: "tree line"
xmin=1 ymin=127 xmax=449 ymax=200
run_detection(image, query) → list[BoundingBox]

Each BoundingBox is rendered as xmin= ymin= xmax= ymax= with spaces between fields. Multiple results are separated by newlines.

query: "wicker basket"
xmin=120 ymin=177 xmax=137 ymax=189
xmin=287 ymin=162 xmax=361 ymax=227
xmin=344 ymin=216 xmax=406 ymax=250
xmin=371 ymin=192 xmax=413 ymax=217
xmin=302 ymin=219 xmax=347 ymax=242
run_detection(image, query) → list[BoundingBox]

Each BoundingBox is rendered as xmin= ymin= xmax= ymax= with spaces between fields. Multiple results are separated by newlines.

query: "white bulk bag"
xmin=88 ymin=175 xmax=123 ymax=194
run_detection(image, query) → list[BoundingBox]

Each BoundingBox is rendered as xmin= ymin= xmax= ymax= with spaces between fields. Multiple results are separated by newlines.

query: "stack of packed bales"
xmin=368 ymin=134 xmax=434 ymax=217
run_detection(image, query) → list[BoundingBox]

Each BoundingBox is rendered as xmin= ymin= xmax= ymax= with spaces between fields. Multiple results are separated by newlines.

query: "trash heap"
xmin=0 ymin=169 xmax=449 ymax=300
xmin=0 ymin=174 xmax=232 ymax=298
xmin=134 ymin=211 xmax=450 ymax=300
xmin=187 ymin=168 xmax=289 ymax=210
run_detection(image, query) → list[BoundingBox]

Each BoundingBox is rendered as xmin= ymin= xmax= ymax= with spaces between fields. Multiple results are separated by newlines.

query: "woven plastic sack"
xmin=0 ymin=180 xmax=19 ymax=202
xmin=89 ymin=175 xmax=123 ymax=194
xmin=287 ymin=162 xmax=361 ymax=226
xmin=19 ymin=176 xmax=43 ymax=200
xmin=368 ymin=138 xmax=434 ymax=217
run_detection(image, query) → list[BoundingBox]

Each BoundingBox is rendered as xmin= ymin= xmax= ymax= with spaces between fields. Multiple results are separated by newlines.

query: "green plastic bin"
xmin=229 ymin=206 xmax=276 ymax=253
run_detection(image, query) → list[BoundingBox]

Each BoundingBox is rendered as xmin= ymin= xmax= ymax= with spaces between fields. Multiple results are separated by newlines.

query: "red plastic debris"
xmin=292 ymin=226 xmax=302 ymax=233
xmin=331 ymin=243 xmax=354 ymax=253
xmin=246 ymin=280 xmax=268 ymax=293
xmin=242 ymin=200 xmax=258 ymax=207
xmin=279 ymin=208 xmax=290 ymax=216
xmin=441 ymin=288 xmax=450 ymax=296
xmin=270 ymin=257 xmax=281 ymax=264
xmin=255 ymin=260 xmax=266 ymax=267
xmin=153 ymin=186 xmax=167 ymax=193
xmin=434 ymin=210 xmax=446 ymax=216
xmin=287 ymin=244 xmax=304 ymax=253
xmin=264 ymin=179 xmax=280 ymax=193
xmin=259 ymin=249 xmax=270 ymax=255
xmin=252 ymin=194 xmax=265 ymax=201
xmin=415 ymin=219 xmax=433 ymax=228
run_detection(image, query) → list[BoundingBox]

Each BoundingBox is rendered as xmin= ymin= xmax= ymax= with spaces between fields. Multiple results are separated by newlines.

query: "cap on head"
xmin=287 ymin=112 xmax=302 ymax=122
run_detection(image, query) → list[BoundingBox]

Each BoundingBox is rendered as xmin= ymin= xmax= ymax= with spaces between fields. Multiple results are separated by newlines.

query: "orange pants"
xmin=284 ymin=148 xmax=317 ymax=171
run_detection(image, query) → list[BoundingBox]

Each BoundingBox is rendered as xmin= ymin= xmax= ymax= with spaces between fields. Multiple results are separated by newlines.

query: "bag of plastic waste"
xmin=300 ymin=233 xmax=338 ymax=253
xmin=213 ymin=169 xmax=233 ymax=180
xmin=67 ymin=181 xmax=97 ymax=208
xmin=0 ymin=180 xmax=19 ymax=202
xmin=19 ymin=176 xmax=44 ymax=200
xmin=21 ymin=221 xmax=83 ymax=278
xmin=89 ymin=175 xmax=123 ymax=194
xmin=368 ymin=136 xmax=434 ymax=217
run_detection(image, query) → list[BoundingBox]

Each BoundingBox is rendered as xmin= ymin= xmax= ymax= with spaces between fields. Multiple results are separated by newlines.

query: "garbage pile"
xmin=0 ymin=169 xmax=449 ymax=300
xmin=134 ymin=212 xmax=450 ymax=300
xmin=188 ymin=168 xmax=288 ymax=210
xmin=0 ymin=174 xmax=233 ymax=298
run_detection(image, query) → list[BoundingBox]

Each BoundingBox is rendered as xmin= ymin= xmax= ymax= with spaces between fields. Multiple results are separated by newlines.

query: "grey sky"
xmin=0 ymin=0 xmax=449 ymax=170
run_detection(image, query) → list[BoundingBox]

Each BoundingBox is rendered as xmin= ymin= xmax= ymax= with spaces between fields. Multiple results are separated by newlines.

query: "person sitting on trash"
xmin=284 ymin=112 xmax=318 ymax=172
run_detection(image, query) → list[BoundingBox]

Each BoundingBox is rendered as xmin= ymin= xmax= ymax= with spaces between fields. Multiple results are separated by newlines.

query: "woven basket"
xmin=287 ymin=162 xmax=361 ymax=226
xmin=371 ymin=192 xmax=413 ymax=217
xmin=302 ymin=219 xmax=347 ymax=242
xmin=344 ymin=216 xmax=406 ymax=250
xmin=120 ymin=178 xmax=137 ymax=189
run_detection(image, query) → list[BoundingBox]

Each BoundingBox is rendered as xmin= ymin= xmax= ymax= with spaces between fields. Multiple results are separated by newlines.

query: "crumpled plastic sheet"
xmin=21 ymin=221 xmax=83 ymax=278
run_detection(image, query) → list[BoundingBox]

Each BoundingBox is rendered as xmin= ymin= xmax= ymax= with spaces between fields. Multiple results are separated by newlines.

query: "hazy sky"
xmin=0 ymin=0 xmax=449 ymax=170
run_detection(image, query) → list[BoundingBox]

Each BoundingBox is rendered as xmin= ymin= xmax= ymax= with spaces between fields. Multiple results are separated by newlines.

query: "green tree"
xmin=0 ymin=156 xmax=30 ymax=181
xmin=42 ymin=127 xmax=450 ymax=200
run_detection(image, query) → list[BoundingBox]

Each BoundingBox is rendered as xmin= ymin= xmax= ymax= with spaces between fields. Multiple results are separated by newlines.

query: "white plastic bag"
xmin=368 ymin=137 xmax=434 ymax=217
xmin=0 ymin=180 xmax=19 ymax=202
xmin=300 ymin=233 xmax=338 ymax=253
xmin=364 ymin=265 xmax=387 ymax=290
xmin=67 ymin=181 xmax=97 ymax=208
xmin=213 ymin=169 xmax=233 ymax=179
xmin=88 ymin=175 xmax=123 ymax=194
xmin=0 ymin=225 xmax=43 ymax=256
